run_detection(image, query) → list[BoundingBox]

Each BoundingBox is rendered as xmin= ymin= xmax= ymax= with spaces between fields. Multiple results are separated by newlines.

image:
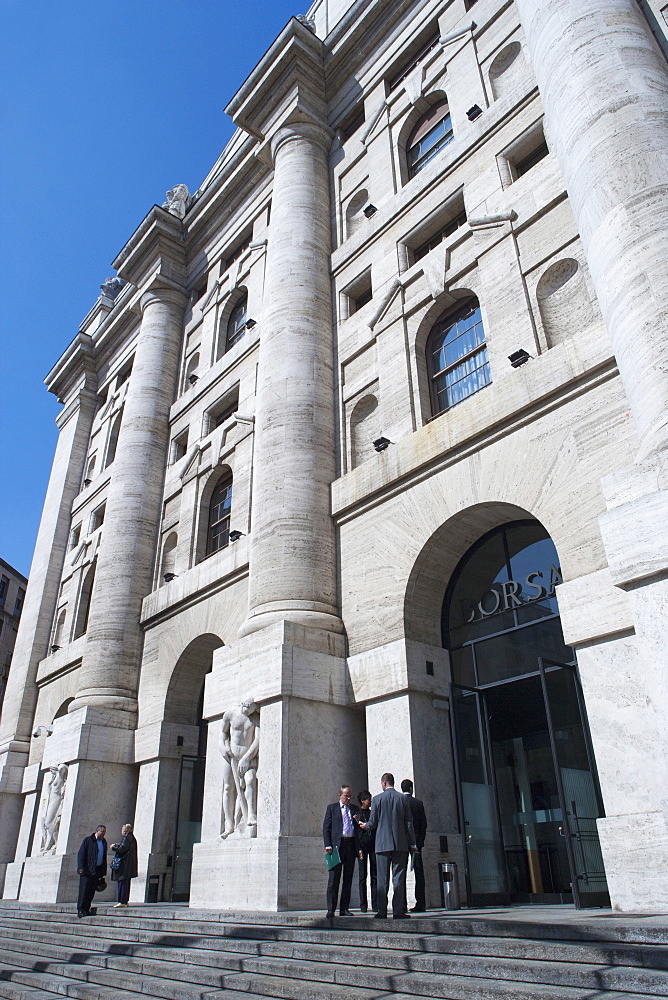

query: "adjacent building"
xmin=1 ymin=0 xmax=667 ymax=914
xmin=0 ymin=560 xmax=27 ymax=712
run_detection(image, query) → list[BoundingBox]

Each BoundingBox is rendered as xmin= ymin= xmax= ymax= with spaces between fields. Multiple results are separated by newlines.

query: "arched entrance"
xmin=445 ymin=520 xmax=608 ymax=908
xmin=164 ymin=634 xmax=223 ymax=902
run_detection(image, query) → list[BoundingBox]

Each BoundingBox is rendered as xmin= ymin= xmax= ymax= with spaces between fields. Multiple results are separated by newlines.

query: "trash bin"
xmin=439 ymin=861 xmax=460 ymax=910
xmin=146 ymin=874 xmax=160 ymax=904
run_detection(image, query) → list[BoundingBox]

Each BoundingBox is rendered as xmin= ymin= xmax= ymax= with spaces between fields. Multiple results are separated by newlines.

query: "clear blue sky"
xmin=0 ymin=0 xmax=300 ymax=578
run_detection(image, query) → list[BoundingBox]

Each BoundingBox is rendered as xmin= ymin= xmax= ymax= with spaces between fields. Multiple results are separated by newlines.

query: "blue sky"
xmin=0 ymin=0 xmax=300 ymax=577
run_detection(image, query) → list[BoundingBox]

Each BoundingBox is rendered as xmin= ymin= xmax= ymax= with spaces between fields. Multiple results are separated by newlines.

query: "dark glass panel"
xmin=450 ymin=646 xmax=476 ymax=687
xmin=475 ymin=618 xmax=574 ymax=686
xmin=447 ymin=530 xmax=511 ymax=644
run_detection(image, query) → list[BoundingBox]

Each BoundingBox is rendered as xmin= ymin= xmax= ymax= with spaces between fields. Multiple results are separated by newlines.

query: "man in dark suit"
xmin=76 ymin=824 xmax=107 ymax=918
xmin=323 ymin=785 xmax=363 ymax=917
xmin=363 ymin=772 xmax=416 ymax=919
xmin=401 ymin=778 xmax=428 ymax=912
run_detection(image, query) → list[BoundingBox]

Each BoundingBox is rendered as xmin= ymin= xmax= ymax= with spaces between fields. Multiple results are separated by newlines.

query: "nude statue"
xmin=39 ymin=763 xmax=68 ymax=854
xmin=219 ymin=699 xmax=259 ymax=838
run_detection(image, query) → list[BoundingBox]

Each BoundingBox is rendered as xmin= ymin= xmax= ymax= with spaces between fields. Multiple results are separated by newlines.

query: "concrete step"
xmin=2 ymin=934 xmax=668 ymax=1000
xmin=2 ymin=910 xmax=668 ymax=973
xmin=2 ymin=925 xmax=668 ymax=996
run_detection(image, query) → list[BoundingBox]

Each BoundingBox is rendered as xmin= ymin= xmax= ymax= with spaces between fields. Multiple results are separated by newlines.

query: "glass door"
xmin=451 ymin=685 xmax=510 ymax=906
xmin=540 ymin=659 xmax=610 ymax=907
xmin=170 ymin=754 xmax=205 ymax=902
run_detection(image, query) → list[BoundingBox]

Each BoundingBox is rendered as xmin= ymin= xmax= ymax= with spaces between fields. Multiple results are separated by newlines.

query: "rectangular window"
xmin=115 ymin=357 xmax=134 ymax=389
xmin=171 ymin=429 xmax=189 ymax=464
xmin=0 ymin=576 xmax=8 ymax=608
xmin=499 ymin=123 xmax=549 ymax=186
xmin=515 ymin=140 xmax=549 ymax=177
xmin=414 ymin=209 xmax=467 ymax=262
xmin=90 ymin=502 xmax=106 ymax=532
xmin=69 ymin=524 xmax=81 ymax=550
xmin=13 ymin=588 xmax=25 ymax=618
xmin=344 ymin=269 xmax=373 ymax=316
xmin=388 ymin=28 xmax=440 ymax=91
xmin=339 ymin=103 xmax=365 ymax=142
xmin=209 ymin=392 xmax=239 ymax=432
xmin=224 ymin=231 xmax=252 ymax=271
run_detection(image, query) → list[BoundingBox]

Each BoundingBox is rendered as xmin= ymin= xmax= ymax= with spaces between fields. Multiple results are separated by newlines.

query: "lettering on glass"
xmin=462 ymin=565 xmax=562 ymax=623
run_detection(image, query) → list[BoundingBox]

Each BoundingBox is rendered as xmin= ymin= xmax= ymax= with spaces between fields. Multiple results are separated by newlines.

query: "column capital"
xmin=269 ymin=119 xmax=333 ymax=164
xmin=139 ymin=278 xmax=188 ymax=315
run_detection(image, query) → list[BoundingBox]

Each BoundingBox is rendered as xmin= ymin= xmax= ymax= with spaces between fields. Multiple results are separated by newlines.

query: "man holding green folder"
xmin=323 ymin=785 xmax=363 ymax=918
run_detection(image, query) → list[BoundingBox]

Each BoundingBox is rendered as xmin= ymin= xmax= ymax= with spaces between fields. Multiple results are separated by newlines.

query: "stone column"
xmin=0 ymin=384 xmax=96 ymax=886
xmin=515 ymin=0 xmax=668 ymax=461
xmin=239 ymin=122 xmax=343 ymax=638
xmin=71 ymin=284 xmax=187 ymax=712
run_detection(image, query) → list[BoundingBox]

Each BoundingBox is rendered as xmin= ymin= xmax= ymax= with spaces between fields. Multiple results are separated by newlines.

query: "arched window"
xmin=161 ymin=532 xmax=178 ymax=580
xmin=350 ymin=394 xmax=379 ymax=469
xmin=345 ymin=189 xmax=368 ymax=239
xmin=407 ymin=99 xmax=453 ymax=178
xmin=85 ymin=455 xmax=96 ymax=482
xmin=207 ymin=474 xmax=233 ymax=555
xmin=73 ymin=560 xmax=96 ymax=639
xmin=53 ymin=698 xmax=74 ymax=720
xmin=105 ymin=408 xmax=123 ymax=468
xmin=184 ymin=353 xmax=200 ymax=390
xmin=427 ymin=297 xmax=490 ymax=414
xmin=52 ymin=608 xmax=67 ymax=649
xmin=225 ymin=297 xmax=248 ymax=352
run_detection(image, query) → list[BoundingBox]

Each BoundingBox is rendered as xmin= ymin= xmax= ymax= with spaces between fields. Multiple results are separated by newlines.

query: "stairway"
xmin=0 ymin=902 xmax=667 ymax=1000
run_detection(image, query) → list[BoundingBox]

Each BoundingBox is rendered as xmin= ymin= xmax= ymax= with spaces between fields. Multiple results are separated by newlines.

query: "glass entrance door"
xmin=452 ymin=662 xmax=609 ymax=907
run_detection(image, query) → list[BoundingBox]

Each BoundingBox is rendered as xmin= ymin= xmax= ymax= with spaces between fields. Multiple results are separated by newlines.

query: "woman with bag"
xmin=110 ymin=823 xmax=138 ymax=907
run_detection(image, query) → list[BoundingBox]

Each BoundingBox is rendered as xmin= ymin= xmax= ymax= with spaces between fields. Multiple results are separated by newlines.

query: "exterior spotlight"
xmin=32 ymin=725 xmax=54 ymax=739
xmin=373 ymin=436 xmax=391 ymax=452
xmin=509 ymin=349 xmax=532 ymax=368
xmin=246 ymin=318 xmax=257 ymax=329
xmin=466 ymin=104 xmax=483 ymax=121
xmin=363 ymin=204 xmax=378 ymax=218
xmin=83 ymin=479 xmax=91 ymax=487
xmin=51 ymin=645 xmax=61 ymax=653
xmin=164 ymin=572 xmax=177 ymax=582
xmin=188 ymin=373 xmax=199 ymax=385
xmin=229 ymin=530 xmax=245 ymax=542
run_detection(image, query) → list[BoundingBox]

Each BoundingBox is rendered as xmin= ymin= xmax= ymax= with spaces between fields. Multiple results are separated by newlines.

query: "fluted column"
xmin=71 ymin=284 xmax=186 ymax=712
xmin=515 ymin=0 xmax=668 ymax=460
xmin=240 ymin=122 xmax=342 ymax=637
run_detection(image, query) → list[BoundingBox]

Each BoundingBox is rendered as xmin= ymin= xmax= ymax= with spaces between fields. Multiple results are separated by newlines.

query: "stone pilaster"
xmin=239 ymin=120 xmax=342 ymax=638
xmin=71 ymin=283 xmax=187 ymax=713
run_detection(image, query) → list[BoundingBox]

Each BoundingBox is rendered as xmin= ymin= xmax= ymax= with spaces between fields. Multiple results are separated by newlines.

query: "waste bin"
xmin=439 ymin=861 xmax=460 ymax=910
xmin=146 ymin=874 xmax=160 ymax=904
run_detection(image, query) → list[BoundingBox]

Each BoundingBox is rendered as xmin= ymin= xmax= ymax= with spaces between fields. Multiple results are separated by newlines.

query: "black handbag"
xmin=95 ymin=877 xmax=107 ymax=892
xmin=110 ymin=856 xmax=122 ymax=871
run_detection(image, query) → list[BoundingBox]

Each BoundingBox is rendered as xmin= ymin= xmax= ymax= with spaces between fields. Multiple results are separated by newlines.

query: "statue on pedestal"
xmin=162 ymin=184 xmax=191 ymax=220
xmin=219 ymin=699 xmax=259 ymax=839
xmin=38 ymin=763 xmax=68 ymax=855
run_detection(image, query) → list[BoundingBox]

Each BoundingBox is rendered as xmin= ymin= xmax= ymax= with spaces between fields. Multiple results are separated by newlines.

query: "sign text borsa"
xmin=464 ymin=565 xmax=563 ymax=623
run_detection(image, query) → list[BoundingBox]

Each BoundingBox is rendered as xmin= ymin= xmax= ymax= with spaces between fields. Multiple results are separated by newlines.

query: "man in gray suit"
xmin=363 ymin=772 xmax=417 ymax=919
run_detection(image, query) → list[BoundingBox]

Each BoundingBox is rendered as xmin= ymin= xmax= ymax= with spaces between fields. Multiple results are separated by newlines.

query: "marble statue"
xmin=38 ymin=763 xmax=68 ymax=854
xmin=99 ymin=276 xmax=125 ymax=299
xmin=162 ymin=184 xmax=191 ymax=219
xmin=219 ymin=698 xmax=259 ymax=838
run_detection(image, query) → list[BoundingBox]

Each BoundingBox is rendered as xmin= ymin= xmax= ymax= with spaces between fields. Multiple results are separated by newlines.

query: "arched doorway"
xmin=164 ymin=634 xmax=223 ymax=902
xmin=445 ymin=520 xmax=608 ymax=908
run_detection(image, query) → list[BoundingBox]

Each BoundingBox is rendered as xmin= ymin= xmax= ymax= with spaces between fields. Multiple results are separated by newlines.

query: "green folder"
xmin=324 ymin=847 xmax=341 ymax=870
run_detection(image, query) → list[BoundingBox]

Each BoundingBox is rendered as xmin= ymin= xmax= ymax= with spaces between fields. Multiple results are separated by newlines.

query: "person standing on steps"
xmin=110 ymin=822 xmax=138 ymax=907
xmin=360 ymin=773 xmax=416 ymax=920
xmin=76 ymin=824 xmax=107 ymax=918
xmin=323 ymin=785 xmax=363 ymax=917
xmin=354 ymin=790 xmax=377 ymax=913
xmin=401 ymin=778 xmax=428 ymax=912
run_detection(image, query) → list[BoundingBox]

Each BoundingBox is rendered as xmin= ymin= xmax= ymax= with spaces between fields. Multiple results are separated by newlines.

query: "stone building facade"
xmin=0 ymin=559 xmax=28 ymax=712
xmin=1 ymin=0 xmax=667 ymax=913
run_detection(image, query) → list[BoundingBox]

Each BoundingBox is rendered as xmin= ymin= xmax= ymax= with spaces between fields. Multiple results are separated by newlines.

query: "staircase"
xmin=0 ymin=902 xmax=667 ymax=1000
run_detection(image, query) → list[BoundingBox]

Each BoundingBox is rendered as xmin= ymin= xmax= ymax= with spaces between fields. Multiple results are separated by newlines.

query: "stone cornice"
xmin=44 ymin=332 xmax=97 ymax=403
xmin=225 ymin=17 xmax=327 ymax=142
xmin=112 ymin=205 xmax=187 ymax=294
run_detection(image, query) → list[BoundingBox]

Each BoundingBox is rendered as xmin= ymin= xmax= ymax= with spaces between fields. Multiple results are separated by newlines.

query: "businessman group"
xmin=322 ymin=772 xmax=427 ymax=919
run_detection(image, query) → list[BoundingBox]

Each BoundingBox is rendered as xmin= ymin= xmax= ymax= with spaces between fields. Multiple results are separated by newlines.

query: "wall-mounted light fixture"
xmin=229 ymin=529 xmax=245 ymax=542
xmin=51 ymin=645 xmax=61 ymax=654
xmin=32 ymin=725 xmax=54 ymax=739
xmin=466 ymin=104 xmax=483 ymax=121
xmin=188 ymin=373 xmax=199 ymax=385
xmin=508 ymin=349 xmax=532 ymax=368
xmin=363 ymin=204 xmax=378 ymax=218
xmin=83 ymin=479 xmax=91 ymax=487
xmin=164 ymin=572 xmax=177 ymax=582
xmin=246 ymin=318 xmax=257 ymax=329
xmin=373 ymin=436 xmax=391 ymax=452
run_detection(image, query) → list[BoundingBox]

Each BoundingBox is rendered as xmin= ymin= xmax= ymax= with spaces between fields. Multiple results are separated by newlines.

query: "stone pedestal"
xmin=189 ymin=622 xmax=366 ymax=911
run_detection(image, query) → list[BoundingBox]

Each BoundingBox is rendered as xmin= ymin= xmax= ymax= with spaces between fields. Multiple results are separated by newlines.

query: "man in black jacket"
xmin=401 ymin=778 xmax=428 ymax=911
xmin=76 ymin=825 xmax=107 ymax=917
xmin=322 ymin=785 xmax=363 ymax=917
